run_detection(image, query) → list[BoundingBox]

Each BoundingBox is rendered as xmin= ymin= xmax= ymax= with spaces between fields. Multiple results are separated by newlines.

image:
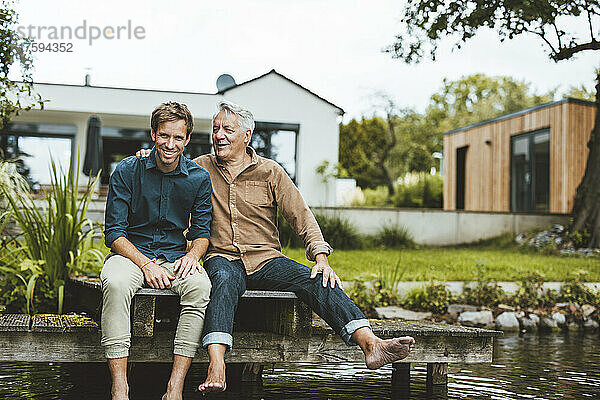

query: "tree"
xmin=388 ymin=0 xmax=600 ymax=247
xmin=0 ymin=0 xmax=43 ymax=130
xmin=426 ymin=74 xmax=555 ymax=133
xmin=565 ymin=84 xmax=596 ymax=101
xmin=339 ymin=116 xmax=391 ymax=190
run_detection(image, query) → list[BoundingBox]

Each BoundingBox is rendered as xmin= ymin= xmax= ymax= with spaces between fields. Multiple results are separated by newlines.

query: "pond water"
xmin=0 ymin=332 xmax=598 ymax=399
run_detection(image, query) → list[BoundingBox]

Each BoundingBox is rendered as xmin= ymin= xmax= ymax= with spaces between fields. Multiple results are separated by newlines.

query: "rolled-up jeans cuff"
xmin=202 ymin=332 xmax=233 ymax=351
xmin=341 ymin=318 xmax=371 ymax=346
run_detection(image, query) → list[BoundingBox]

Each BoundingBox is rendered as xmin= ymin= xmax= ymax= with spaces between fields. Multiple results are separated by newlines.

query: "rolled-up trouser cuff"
xmin=174 ymin=345 xmax=198 ymax=358
xmin=105 ymin=345 xmax=129 ymax=359
xmin=202 ymin=332 xmax=233 ymax=351
xmin=341 ymin=318 xmax=371 ymax=346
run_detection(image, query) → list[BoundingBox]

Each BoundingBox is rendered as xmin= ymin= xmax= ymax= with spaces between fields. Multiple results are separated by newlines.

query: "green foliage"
xmin=2 ymin=156 xmax=101 ymax=313
xmin=425 ymin=74 xmax=555 ymax=133
xmin=277 ymin=211 xmax=305 ymax=249
xmin=557 ymin=273 xmax=599 ymax=306
xmin=458 ymin=264 xmax=507 ymax=307
xmin=347 ymin=262 xmax=406 ymax=318
xmin=401 ymin=282 xmax=452 ymax=314
xmin=314 ymin=213 xmax=363 ymax=250
xmin=339 ymin=116 xmax=391 ymax=189
xmin=392 ymin=173 xmax=443 ymax=208
xmin=0 ymin=1 xmax=45 ymax=128
xmin=371 ymin=225 xmax=415 ymax=249
xmin=511 ymin=272 xmax=556 ymax=309
xmin=564 ymin=85 xmax=595 ymax=102
xmin=388 ymin=0 xmax=599 ymax=63
xmin=354 ymin=186 xmax=392 ymax=207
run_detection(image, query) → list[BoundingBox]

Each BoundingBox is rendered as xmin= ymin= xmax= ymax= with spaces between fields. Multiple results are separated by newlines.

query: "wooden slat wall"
xmin=443 ymin=100 xmax=596 ymax=213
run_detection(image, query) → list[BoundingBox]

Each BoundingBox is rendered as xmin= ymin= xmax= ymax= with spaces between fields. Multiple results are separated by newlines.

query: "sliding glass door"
xmin=510 ymin=129 xmax=550 ymax=212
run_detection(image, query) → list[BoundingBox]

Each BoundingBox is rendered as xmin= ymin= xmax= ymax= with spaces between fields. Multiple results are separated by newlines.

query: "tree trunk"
xmin=571 ymin=72 xmax=600 ymax=248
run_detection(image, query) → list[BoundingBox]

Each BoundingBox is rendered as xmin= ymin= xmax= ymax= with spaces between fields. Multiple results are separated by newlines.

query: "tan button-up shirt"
xmin=193 ymin=147 xmax=332 ymax=274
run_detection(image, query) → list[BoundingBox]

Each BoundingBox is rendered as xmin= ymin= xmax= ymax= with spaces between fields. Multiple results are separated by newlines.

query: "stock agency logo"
xmin=17 ymin=20 xmax=146 ymax=52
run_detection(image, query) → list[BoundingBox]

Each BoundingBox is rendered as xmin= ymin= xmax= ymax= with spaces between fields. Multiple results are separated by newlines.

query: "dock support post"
xmin=391 ymin=362 xmax=410 ymax=397
xmin=132 ymin=296 xmax=156 ymax=337
xmin=227 ymin=363 xmax=264 ymax=384
xmin=426 ymin=362 xmax=448 ymax=398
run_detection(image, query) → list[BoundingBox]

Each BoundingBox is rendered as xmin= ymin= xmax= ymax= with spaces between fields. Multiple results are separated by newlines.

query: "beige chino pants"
xmin=100 ymin=254 xmax=211 ymax=359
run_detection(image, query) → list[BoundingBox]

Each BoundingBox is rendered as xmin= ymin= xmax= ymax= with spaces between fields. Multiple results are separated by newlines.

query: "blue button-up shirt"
xmin=104 ymin=148 xmax=212 ymax=262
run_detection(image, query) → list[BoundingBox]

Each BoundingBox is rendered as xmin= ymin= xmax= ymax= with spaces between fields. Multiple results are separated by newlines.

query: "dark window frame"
xmin=251 ymin=121 xmax=299 ymax=182
xmin=0 ymin=122 xmax=77 ymax=188
xmin=510 ymin=127 xmax=551 ymax=213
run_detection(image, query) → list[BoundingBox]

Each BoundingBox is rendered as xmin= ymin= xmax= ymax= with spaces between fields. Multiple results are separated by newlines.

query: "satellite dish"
xmin=216 ymin=74 xmax=236 ymax=92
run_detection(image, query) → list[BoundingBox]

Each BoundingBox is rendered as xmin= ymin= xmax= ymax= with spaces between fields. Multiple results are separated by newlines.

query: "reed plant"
xmin=2 ymin=156 xmax=101 ymax=313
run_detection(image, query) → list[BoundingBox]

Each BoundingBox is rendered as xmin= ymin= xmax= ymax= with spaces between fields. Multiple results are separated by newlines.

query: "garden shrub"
xmin=510 ymin=272 xmax=556 ymax=309
xmin=314 ymin=213 xmax=363 ymax=250
xmin=371 ymin=225 xmax=415 ymax=249
xmin=401 ymin=282 xmax=453 ymax=314
xmin=458 ymin=267 xmax=507 ymax=306
xmin=392 ymin=173 xmax=443 ymax=208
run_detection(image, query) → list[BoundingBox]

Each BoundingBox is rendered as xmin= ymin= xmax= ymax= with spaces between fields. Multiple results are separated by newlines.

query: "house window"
xmin=0 ymin=123 xmax=76 ymax=188
xmin=252 ymin=122 xmax=299 ymax=181
xmin=100 ymin=127 xmax=211 ymax=184
xmin=510 ymin=128 xmax=550 ymax=212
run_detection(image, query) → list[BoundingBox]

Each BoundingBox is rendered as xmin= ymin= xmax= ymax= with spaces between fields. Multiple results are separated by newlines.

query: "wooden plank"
xmin=69 ymin=277 xmax=299 ymax=299
xmin=61 ymin=314 xmax=99 ymax=332
xmin=0 ymin=327 xmax=496 ymax=364
xmin=0 ymin=314 xmax=30 ymax=332
xmin=31 ymin=314 xmax=64 ymax=333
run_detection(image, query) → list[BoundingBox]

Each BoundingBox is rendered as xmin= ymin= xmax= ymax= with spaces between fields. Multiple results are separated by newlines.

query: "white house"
xmin=4 ymin=70 xmax=344 ymax=206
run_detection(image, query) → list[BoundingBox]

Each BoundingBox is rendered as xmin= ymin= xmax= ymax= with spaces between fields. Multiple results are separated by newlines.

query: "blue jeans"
xmin=202 ymin=256 xmax=369 ymax=350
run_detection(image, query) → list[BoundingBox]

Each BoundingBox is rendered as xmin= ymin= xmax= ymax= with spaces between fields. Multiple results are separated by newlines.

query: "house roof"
xmin=443 ymin=97 xmax=596 ymax=136
xmin=28 ymin=69 xmax=345 ymax=114
xmin=218 ymin=69 xmax=345 ymax=114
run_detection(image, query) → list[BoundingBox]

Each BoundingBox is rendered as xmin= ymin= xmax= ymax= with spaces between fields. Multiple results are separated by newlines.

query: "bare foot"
xmin=161 ymin=387 xmax=183 ymax=400
xmin=198 ymin=361 xmax=226 ymax=393
xmin=111 ymin=382 xmax=129 ymax=400
xmin=365 ymin=336 xmax=415 ymax=369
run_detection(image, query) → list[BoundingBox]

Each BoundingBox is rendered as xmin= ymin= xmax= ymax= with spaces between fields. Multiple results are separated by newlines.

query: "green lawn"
xmin=283 ymin=247 xmax=600 ymax=282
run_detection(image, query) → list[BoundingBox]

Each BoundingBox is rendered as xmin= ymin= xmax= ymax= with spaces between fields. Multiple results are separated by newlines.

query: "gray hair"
xmin=213 ymin=100 xmax=255 ymax=134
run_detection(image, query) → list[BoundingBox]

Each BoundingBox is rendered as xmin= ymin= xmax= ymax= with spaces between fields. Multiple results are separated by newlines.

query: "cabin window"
xmin=251 ymin=122 xmax=299 ymax=182
xmin=0 ymin=123 xmax=76 ymax=189
xmin=510 ymin=128 xmax=550 ymax=212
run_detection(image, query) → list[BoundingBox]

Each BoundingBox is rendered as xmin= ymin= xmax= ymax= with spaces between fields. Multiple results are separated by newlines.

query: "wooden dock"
xmin=0 ymin=277 xmax=502 ymax=394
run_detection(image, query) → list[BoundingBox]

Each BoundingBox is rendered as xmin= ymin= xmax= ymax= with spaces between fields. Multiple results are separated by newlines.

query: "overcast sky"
xmin=12 ymin=0 xmax=600 ymax=120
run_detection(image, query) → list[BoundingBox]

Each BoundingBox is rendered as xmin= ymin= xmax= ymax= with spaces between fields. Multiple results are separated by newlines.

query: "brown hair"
xmin=151 ymin=101 xmax=194 ymax=138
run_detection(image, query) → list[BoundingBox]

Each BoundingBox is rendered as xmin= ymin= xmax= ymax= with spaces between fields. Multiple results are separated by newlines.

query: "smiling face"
xmin=150 ymin=119 xmax=190 ymax=172
xmin=212 ymin=110 xmax=251 ymax=163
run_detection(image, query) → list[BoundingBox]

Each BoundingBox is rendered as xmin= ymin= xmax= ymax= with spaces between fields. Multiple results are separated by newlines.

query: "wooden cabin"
xmin=443 ymin=98 xmax=597 ymax=213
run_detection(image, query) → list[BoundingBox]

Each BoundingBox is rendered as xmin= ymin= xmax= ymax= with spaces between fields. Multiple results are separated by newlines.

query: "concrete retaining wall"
xmin=312 ymin=207 xmax=571 ymax=245
xmin=82 ymin=201 xmax=569 ymax=246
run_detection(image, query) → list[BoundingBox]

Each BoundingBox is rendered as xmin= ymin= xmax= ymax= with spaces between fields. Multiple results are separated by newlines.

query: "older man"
xmin=139 ymin=100 xmax=415 ymax=392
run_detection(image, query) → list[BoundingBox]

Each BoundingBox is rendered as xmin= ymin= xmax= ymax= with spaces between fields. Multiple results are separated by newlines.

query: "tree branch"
xmin=554 ymin=40 xmax=600 ymax=60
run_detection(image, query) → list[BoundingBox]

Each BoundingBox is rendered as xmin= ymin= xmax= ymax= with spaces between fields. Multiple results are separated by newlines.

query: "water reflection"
xmin=0 ymin=332 xmax=598 ymax=399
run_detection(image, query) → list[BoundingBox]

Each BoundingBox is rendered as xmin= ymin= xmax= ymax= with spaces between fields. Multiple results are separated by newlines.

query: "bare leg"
xmin=108 ymin=357 xmax=129 ymax=400
xmin=352 ymin=327 xmax=416 ymax=370
xmin=161 ymin=355 xmax=193 ymax=400
xmin=198 ymin=344 xmax=227 ymax=392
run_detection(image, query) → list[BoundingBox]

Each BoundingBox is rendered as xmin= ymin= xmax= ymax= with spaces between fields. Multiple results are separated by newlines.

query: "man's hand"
xmin=141 ymin=261 xmax=175 ymax=289
xmin=310 ymin=253 xmax=342 ymax=289
xmin=173 ymin=254 xmax=202 ymax=279
xmin=136 ymin=148 xmax=152 ymax=158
